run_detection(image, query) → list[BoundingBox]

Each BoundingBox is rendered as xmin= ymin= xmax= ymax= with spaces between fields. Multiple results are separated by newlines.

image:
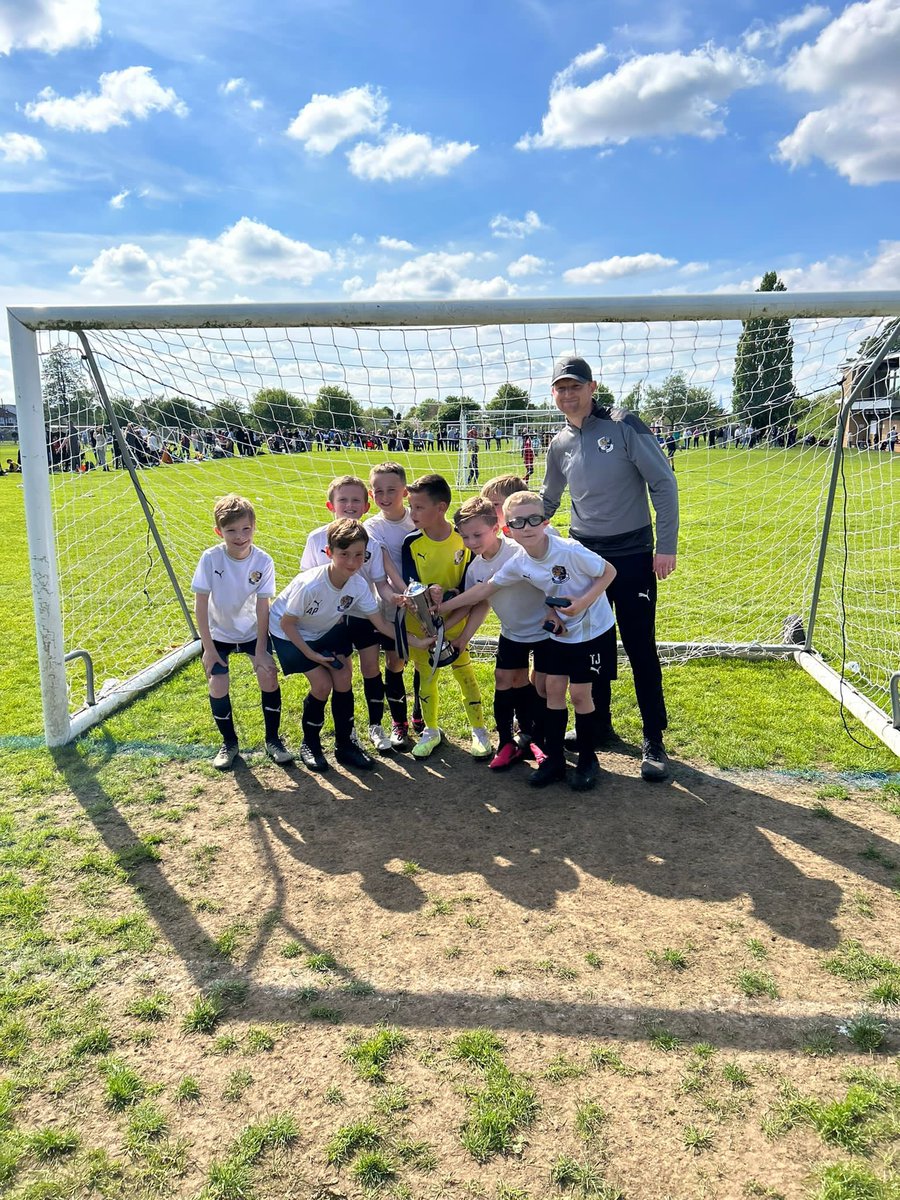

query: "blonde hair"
xmin=214 ymin=493 xmax=255 ymax=528
xmin=369 ymin=462 xmax=407 ymax=485
xmin=327 ymin=475 xmax=368 ymax=503
xmin=502 ymin=490 xmax=543 ymax=515
xmin=480 ymin=473 xmax=527 ymax=503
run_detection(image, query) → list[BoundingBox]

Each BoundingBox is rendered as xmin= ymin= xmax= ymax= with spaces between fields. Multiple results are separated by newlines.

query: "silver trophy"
xmin=395 ymin=581 xmax=460 ymax=678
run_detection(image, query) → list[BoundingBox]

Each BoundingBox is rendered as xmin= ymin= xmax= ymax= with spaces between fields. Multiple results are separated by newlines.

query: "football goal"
xmin=7 ymin=294 xmax=900 ymax=755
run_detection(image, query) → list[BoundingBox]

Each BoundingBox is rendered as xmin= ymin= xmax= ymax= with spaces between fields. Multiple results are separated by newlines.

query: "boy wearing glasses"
xmin=442 ymin=491 xmax=616 ymax=791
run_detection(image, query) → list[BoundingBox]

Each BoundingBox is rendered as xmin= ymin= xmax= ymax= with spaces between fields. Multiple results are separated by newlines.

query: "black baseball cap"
xmin=550 ymin=354 xmax=593 ymax=385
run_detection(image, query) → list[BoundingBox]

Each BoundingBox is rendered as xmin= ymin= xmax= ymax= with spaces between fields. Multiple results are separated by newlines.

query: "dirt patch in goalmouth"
xmin=16 ymin=743 xmax=900 ymax=1199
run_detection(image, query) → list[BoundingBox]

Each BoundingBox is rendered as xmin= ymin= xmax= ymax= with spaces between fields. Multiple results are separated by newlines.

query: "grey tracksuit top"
xmin=540 ymin=405 xmax=679 ymax=557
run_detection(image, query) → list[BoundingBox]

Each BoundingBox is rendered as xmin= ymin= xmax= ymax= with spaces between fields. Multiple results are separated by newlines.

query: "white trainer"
xmin=368 ymin=723 xmax=393 ymax=754
xmin=470 ymin=727 xmax=492 ymax=759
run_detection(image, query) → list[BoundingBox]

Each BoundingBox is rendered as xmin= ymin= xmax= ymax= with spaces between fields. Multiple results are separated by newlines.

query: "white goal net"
xmin=9 ymin=296 xmax=900 ymax=750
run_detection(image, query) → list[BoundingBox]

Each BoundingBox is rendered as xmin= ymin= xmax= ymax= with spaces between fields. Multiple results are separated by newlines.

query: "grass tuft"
xmin=101 ymin=1058 xmax=146 ymax=1110
xmin=182 ymin=994 xmax=224 ymax=1035
xmin=344 ymin=1026 xmax=408 ymax=1083
xmin=459 ymin=1062 xmax=539 ymax=1161
xmin=352 ymin=1149 xmax=396 ymax=1189
xmin=325 ymin=1120 xmax=382 ymax=1166
xmin=451 ymin=1028 xmax=505 ymax=1070
xmin=550 ymin=1155 xmax=623 ymax=1197
xmin=575 ymin=1100 xmax=608 ymax=1141
xmin=735 ymin=970 xmax=779 ymax=999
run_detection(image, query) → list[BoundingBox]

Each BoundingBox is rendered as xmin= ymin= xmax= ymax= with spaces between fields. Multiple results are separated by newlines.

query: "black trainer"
xmin=640 ymin=738 xmax=670 ymax=782
xmin=335 ymin=735 xmax=375 ymax=771
xmin=569 ymin=757 xmax=599 ymax=792
xmin=528 ymin=757 xmax=566 ymax=788
xmin=299 ymin=742 xmax=329 ymax=772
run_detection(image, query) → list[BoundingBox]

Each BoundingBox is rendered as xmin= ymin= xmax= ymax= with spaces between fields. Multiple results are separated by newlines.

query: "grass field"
xmin=1 ymin=438 xmax=898 ymax=1200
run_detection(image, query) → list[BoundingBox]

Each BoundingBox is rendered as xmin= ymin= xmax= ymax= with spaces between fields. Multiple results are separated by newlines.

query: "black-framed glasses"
xmin=506 ymin=513 xmax=545 ymax=529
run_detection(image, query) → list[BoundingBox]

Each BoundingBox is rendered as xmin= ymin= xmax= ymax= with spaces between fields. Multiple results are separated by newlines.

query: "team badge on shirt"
xmin=364 ymin=550 xmax=371 ymax=562
xmin=454 ymin=549 xmax=465 ymax=565
xmin=248 ymin=570 xmax=262 ymax=584
xmin=338 ymin=596 xmax=354 ymax=611
xmin=551 ymin=565 xmax=569 ymax=582
xmin=597 ymin=437 xmax=614 ymax=453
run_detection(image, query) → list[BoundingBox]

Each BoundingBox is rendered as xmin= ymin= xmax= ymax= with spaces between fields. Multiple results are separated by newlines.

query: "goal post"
xmin=7 ymin=294 xmax=900 ymax=755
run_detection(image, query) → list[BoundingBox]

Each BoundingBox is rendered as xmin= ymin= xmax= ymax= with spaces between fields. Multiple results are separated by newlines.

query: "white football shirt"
xmin=269 ymin=564 xmax=378 ymax=643
xmin=463 ymin=536 xmax=548 ymax=643
xmin=491 ymin=536 xmax=614 ymax=643
xmin=190 ymin=544 xmax=276 ymax=643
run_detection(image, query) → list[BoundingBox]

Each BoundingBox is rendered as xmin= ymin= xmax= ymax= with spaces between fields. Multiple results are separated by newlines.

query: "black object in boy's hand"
xmin=325 ymin=656 xmax=344 ymax=670
xmin=544 ymin=596 xmax=572 ymax=608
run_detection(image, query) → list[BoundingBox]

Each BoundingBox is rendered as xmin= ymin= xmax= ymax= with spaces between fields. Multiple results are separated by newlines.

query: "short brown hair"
xmin=327 ymin=475 xmax=368 ymax=504
xmin=480 ymin=474 xmax=527 ymax=503
xmin=407 ymin=473 xmax=452 ymax=506
xmin=502 ymin=490 xmax=543 ymax=514
xmin=326 ymin=518 xmax=368 ymax=550
xmin=369 ymin=462 xmax=407 ymax=485
xmin=214 ymin=493 xmax=255 ymax=528
xmin=454 ymin=496 xmax=497 ymax=530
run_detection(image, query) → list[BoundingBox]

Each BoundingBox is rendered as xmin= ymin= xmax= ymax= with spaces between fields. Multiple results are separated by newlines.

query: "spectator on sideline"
xmin=540 ymin=354 xmax=679 ymax=782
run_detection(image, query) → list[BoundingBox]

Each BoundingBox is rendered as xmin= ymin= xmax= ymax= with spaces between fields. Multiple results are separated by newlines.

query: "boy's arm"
xmin=279 ymin=613 xmax=341 ymax=667
xmin=450 ymin=599 xmax=490 ymax=651
xmin=556 ymin=561 xmax=617 ymax=619
xmin=194 ymin=592 xmax=227 ymax=673
xmin=380 ymin=544 xmax=406 ymax=592
xmin=439 ymin=578 xmax=498 ymax=617
xmin=366 ymin=609 xmax=433 ymax=650
xmin=253 ymin=597 xmax=276 ymax=668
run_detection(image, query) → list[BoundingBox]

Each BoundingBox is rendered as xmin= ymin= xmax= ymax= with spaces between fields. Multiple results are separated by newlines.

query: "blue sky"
xmin=1 ymin=0 xmax=898 ymax=397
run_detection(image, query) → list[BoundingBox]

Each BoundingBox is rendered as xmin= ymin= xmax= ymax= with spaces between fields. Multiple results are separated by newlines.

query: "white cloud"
xmin=778 ymin=239 xmax=900 ymax=290
xmin=345 ymin=251 xmax=515 ymax=300
xmin=563 ymin=253 xmax=678 ymax=284
xmin=679 ymin=260 xmax=709 ymax=276
xmin=378 ymin=236 xmax=415 ymax=251
xmin=286 ymin=84 xmax=387 ymax=154
xmin=0 ymin=132 xmax=45 ymax=163
xmin=347 ymin=130 xmax=477 ymax=181
xmin=518 ymin=43 xmax=763 ymax=149
xmin=24 ymin=66 xmax=188 ymax=133
xmin=220 ymin=77 xmax=264 ymax=110
xmin=743 ymin=4 xmax=831 ymax=51
xmin=507 ymin=254 xmax=547 ymax=277
xmin=490 ymin=210 xmax=544 ymax=239
xmin=777 ymin=0 xmax=900 ymax=183
xmin=109 ymin=189 xmax=130 ymax=209
xmin=222 ymin=78 xmax=245 ymax=95
xmin=0 ymin=0 xmax=99 ymax=55
xmin=71 ymin=218 xmax=332 ymax=296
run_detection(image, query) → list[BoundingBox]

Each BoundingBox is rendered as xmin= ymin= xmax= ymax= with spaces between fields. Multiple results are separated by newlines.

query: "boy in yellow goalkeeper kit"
xmin=400 ymin=473 xmax=491 ymax=760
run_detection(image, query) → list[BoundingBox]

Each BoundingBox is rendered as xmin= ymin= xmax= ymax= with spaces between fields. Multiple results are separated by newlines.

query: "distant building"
xmin=840 ymin=351 xmax=900 ymax=449
xmin=0 ymin=405 xmax=16 ymax=435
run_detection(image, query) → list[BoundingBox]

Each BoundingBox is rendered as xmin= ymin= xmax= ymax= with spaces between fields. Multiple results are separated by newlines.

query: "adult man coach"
xmin=540 ymin=354 xmax=679 ymax=781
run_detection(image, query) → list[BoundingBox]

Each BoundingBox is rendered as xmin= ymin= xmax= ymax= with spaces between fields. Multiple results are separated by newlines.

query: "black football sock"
xmin=530 ymin=691 xmax=549 ymax=747
xmin=301 ymin=695 xmax=327 ymax=751
xmin=363 ymin=674 xmax=385 ymax=726
xmin=512 ymin=683 xmax=536 ymax=739
xmin=575 ymin=711 xmax=598 ymax=770
xmin=493 ymin=687 xmax=515 ymax=746
xmin=411 ymin=669 xmax=422 ymax=722
xmin=330 ymin=688 xmax=355 ymax=745
xmin=261 ymin=687 xmax=282 ymax=742
xmin=385 ymin=668 xmax=408 ymax=724
xmin=544 ymin=707 xmax=568 ymax=762
xmin=591 ymin=677 xmax=612 ymax=728
xmin=209 ymin=694 xmax=237 ymax=747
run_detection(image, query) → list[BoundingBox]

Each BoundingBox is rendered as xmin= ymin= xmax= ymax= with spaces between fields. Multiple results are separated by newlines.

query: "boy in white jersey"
xmin=191 ymin=493 xmax=292 ymax=770
xmin=448 ymin=497 xmax=549 ymax=772
xmin=364 ymin=463 xmax=417 ymax=748
xmin=442 ymin=491 xmax=616 ymax=792
xmin=300 ymin=474 xmax=407 ymax=754
xmin=271 ymin=519 xmax=430 ymax=773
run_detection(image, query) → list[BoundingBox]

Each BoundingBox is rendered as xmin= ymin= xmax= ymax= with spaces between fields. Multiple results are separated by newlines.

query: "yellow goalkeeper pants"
xmin=409 ymin=645 xmax=484 ymax=731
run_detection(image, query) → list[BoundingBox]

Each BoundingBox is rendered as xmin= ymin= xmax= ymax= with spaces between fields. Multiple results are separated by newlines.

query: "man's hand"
xmin=201 ymin=645 xmax=227 ymax=675
xmin=252 ymin=650 xmax=276 ymax=673
xmin=653 ymin=554 xmax=677 ymax=580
